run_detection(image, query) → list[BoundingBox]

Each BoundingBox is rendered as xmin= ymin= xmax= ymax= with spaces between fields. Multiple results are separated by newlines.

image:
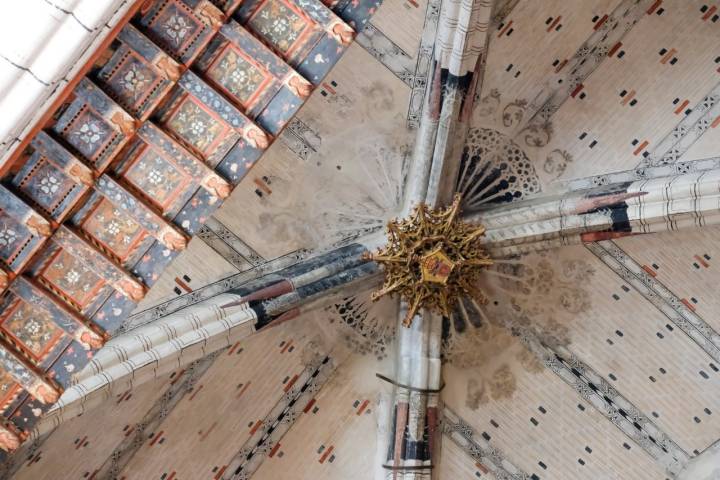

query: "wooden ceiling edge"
xmin=0 ymin=0 xmax=147 ymax=179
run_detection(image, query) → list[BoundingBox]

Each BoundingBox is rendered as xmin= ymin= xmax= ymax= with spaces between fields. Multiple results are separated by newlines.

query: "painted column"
xmin=30 ymin=243 xmax=381 ymax=437
xmin=404 ymin=0 xmax=494 ymax=210
xmin=386 ymin=3 xmax=495 ymax=476
xmin=377 ymin=307 xmax=442 ymax=480
xmin=465 ymin=167 xmax=720 ymax=257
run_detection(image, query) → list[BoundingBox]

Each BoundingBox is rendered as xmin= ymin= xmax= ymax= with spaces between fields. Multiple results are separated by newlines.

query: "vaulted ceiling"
xmin=2 ymin=0 xmax=720 ymax=479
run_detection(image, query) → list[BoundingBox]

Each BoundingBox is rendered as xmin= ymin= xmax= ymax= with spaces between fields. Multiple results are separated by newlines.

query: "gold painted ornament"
xmin=363 ymin=194 xmax=493 ymax=327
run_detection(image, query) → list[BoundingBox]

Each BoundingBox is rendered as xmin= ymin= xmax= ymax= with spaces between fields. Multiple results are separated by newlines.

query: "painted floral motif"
xmin=125 ymin=151 xmax=186 ymax=207
xmin=165 ymin=14 xmax=192 ymax=45
xmin=148 ymin=169 xmax=164 ymax=185
xmin=76 ymin=121 xmax=105 ymax=145
xmin=83 ymin=199 xmax=145 ymax=259
xmin=111 ymin=55 xmax=156 ymax=108
xmin=20 ymin=161 xmax=73 ymax=216
xmin=209 ymin=49 xmax=268 ymax=106
xmin=167 ymin=100 xmax=225 ymax=155
xmin=67 ymin=109 xmax=111 ymax=161
xmin=43 ymin=250 xmax=103 ymax=307
xmin=249 ymin=0 xmax=309 ymax=54
xmin=232 ymin=69 xmax=248 ymax=85
xmin=0 ymin=224 xmax=17 ymax=248
xmin=3 ymin=302 xmax=64 ymax=359
xmin=544 ymin=149 xmax=573 ymax=180
xmin=486 ymin=253 xmax=596 ymax=348
xmin=0 ymin=213 xmax=25 ymax=262
xmin=107 ymin=221 xmax=122 ymax=235
xmin=65 ymin=270 xmax=80 ymax=284
xmin=39 ymin=174 xmax=60 ymax=195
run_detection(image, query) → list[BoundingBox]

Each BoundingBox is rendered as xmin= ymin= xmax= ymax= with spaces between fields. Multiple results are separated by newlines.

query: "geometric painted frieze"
xmin=137 ymin=0 xmax=224 ymax=66
xmin=154 ymin=71 xmax=269 ymax=184
xmin=11 ymin=132 xmax=93 ymax=222
xmin=196 ymin=21 xmax=311 ymax=134
xmin=68 ymin=175 xmax=188 ymax=270
xmin=234 ymin=0 xmax=354 ymax=85
xmin=112 ymin=122 xmax=230 ymax=217
xmin=51 ymin=78 xmax=136 ymax=172
xmin=96 ymin=24 xmax=182 ymax=120
xmin=0 ymin=185 xmax=51 ymax=275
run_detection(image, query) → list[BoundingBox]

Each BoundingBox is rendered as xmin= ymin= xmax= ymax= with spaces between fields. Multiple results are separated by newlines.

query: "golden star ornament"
xmin=363 ymin=194 xmax=493 ymax=327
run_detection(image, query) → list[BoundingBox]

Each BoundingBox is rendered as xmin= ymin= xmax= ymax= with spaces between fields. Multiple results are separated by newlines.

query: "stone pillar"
xmin=466 ymin=167 xmax=720 ymax=257
xmin=404 ymin=0 xmax=494 ymax=211
xmin=377 ymin=307 xmax=442 ymax=479
xmin=31 ymin=243 xmax=381 ymax=437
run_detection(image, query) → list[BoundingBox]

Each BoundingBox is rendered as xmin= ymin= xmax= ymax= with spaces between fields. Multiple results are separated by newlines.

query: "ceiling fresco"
xmin=2 ymin=0 xmax=720 ymax=479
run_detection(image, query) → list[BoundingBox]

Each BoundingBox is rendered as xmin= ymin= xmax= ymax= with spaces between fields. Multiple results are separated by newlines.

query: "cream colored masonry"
xmin=38 ymin=168 xmax=720 ymax=440
xmin=31 ymin=167 xmax=720 ymax=441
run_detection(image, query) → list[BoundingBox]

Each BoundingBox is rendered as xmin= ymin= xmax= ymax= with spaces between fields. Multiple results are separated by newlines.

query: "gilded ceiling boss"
xmin=364 ymin=194 xmax=493 ymax=326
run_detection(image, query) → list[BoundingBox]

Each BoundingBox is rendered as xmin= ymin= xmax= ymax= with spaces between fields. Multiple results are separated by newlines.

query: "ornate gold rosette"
xmin=363 ymin=194 xmax=493 ymax=327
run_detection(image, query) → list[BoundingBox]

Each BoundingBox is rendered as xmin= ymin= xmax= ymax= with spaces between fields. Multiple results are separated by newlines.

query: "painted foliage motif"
xmin=167 ymin=99 xmax=227 ymax=154
xmin=2 ymin=303 xmax=64 ymax=361
xmin=249 ymin=0 xmax=311 ymax=54
xmin=66 ymin=108 xmax=115 ymax=162
xmin=41 ymin=250 xmax=105 ymax=308
xmin=0 ymin=213 xmax=27 ymax=266
xmin=124 ymin=149 xmax=188 ymax=208
xmin=207 ymin=47 xmax=270 ymax=107
xmin=82 ymin=198 xmax=146 ymax=260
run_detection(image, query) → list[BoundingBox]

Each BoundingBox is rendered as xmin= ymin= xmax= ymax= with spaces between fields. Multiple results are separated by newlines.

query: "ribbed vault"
xmin=2 ymin=1 xmax=720 ymax=480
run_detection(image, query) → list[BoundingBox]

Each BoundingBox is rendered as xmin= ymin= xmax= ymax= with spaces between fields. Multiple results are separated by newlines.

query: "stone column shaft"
xmin=377 ymin=308 xmax=442 ymax=480
xmin=470 ymin=167 xmax=720 ymax=257
xmin=31 ymin=242 xmax=381 ymax=437
xmin=404 ymin=0 xmax=494 ymax=211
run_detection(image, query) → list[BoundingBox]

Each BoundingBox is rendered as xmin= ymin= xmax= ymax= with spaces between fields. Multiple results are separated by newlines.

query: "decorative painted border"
xmin=406 ymin=0 xmax=441 ymax=128
xmin=517 ymin=330 xmax=687 ymax=476
xmin=278 ymin=117 xmax=321 ymax=161
xmin=93 ymin=350 xmax=222 ymax=479
xmin=587 ymin=240 xmax=720 ymax=363
xmin=223 ymin=355 xmax=335 ymax=479
xmin=443 ymin=407 xmax=530 ymax=480
xmin=355 ymin=24 xmax=415 ymax=87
